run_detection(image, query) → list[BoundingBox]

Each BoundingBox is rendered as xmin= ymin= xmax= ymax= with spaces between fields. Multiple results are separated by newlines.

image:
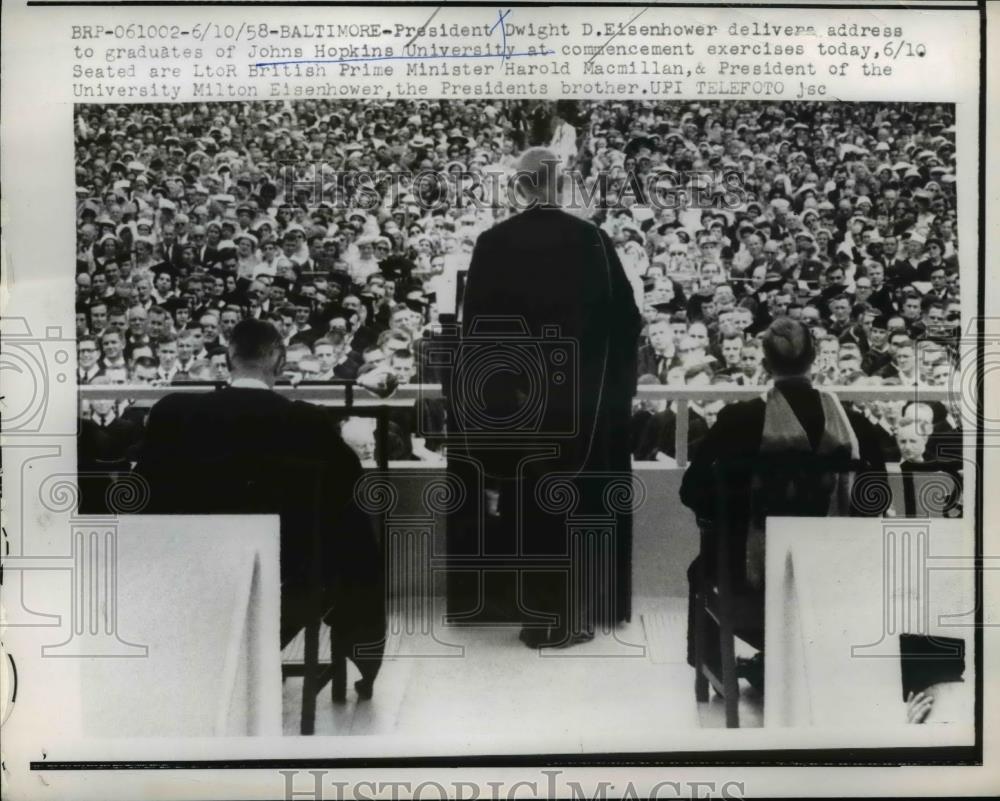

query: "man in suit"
xmin=889 ymin=235 xmax=924 ymax=289
xmin=77 ymin=371 xmax=145 ymax=514
xmin=88 ymin=300 xmax=109 ymax=339
xmin=714 ymin=330 xmax=746 ymax=380
xmin=633 ymin=396 xmax=710 ymax=464
xmin=680 ymin=317 xmax=887 ymax=684
xmin=636 ymin=315 xmax=679 ymax=383
xmin=99 ymin=330 xmax=128 ymax=373
xmin=134 ymin=319 xmax=385 ymax=697
xmin=78 ymin=337 xmax=103 ymax=384
xmin=925 ymin=266 xmax=955 ymax=303
xmin=862 ymin=263 xmax=896 ymax=317
xmin=456 ymin=148 xmax=642 ymax=647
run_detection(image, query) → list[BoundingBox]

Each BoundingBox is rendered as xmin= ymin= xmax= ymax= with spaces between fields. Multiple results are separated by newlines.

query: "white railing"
xmin=636 ymin=384 xmax=957 ymax=467
xmin=78 ymin=382 xmax=437 ymax=406
xmin=79 ymin=383 xmax=958 ymax=469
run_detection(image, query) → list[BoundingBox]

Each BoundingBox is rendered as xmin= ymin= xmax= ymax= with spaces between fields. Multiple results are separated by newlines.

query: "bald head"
xmin=228 ymin=318 xmax=285 ymax=385
xmin=515 ymin=147 xmax=561 ymax=206
xmin=761 ymin=317 xmax=815 ymax=377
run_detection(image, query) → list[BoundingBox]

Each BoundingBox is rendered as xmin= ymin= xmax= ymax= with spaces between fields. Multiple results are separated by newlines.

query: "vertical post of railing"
xmin=375 ymin=408 xmax=389 ymax=471
xmin=675 ymin=398 xmax=689 ymax=469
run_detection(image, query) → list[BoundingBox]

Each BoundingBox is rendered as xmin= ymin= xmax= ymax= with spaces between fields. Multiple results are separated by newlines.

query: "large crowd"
xmin=75 ymin=98 xmax=963 ymax=472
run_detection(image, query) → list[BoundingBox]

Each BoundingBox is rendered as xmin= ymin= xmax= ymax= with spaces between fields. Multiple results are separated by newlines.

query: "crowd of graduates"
xmin=74 ymin=98 xmax=961 ymax=474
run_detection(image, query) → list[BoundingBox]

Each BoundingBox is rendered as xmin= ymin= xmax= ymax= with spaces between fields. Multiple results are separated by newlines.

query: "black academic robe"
xmin=453 ymin=206 xmax=642 ymax=630
xmin=133 ymin=387 xmax=385 ymax=681
xmin=680 ymin=380 xmax=888 ymax=522
xmin=679 ymin=379 xmax=888 ymax=665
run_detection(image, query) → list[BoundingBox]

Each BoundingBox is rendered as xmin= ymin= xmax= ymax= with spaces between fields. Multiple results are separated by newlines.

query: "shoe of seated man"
xmin=535 ymin=626 xmax=595 ymax=649
xmin=540 ymin=631 xmax=594 ymax=649
xmin=736 ymin=653 xmax=764 ymax=692
xmin=518 ymin=627 xmax=550 ymax=648
xmin=520 ymin=623 xmax=596 ymax=649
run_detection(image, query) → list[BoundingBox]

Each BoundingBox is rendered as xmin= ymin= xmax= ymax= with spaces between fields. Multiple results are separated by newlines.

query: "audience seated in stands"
xmin=75 ymin=99 xmax=959 ymax=472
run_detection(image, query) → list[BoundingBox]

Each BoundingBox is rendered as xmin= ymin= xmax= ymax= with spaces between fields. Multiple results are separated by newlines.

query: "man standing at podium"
xmin=457 ymin=148 xmax=642 ymax=648
xmin=135 ymin=318 xmax=385 ymax=696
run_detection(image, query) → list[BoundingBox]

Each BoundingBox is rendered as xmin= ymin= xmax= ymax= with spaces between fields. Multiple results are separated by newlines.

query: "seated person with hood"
xmin=680 ymin=317 xmax=888 ymax=688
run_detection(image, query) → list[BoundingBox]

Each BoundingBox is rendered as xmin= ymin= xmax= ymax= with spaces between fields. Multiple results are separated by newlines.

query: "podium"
xmin=78 ymin=515 xmax=282 ymax=737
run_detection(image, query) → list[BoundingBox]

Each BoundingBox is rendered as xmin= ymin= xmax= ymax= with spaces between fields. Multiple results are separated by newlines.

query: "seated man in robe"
xmin=680 ymin=317 xmax=888 ymax=687
xmin=134 ymin=318 xmax=385 ymax=699
xmin=896 ymin=401 xmax=964 ymax=517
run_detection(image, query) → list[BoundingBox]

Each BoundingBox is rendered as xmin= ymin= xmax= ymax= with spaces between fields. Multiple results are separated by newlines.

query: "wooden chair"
xmin=280 ymin=410 xmax=390 ymax=734
xmin=692 ymin=490 xmax=763 ymax=728
xmin=274 ymin=459 xmax=334 ymax=735
xmin=280 ymin=632 xmax=350 ymax=735
xmin=692 ymin=456 xmax=871 ymax=727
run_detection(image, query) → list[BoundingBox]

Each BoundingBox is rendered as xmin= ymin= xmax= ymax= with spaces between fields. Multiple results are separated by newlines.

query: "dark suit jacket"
xmin=867 ymin=286 xmax=896 ymax=316
xmin=134 ymin=387 xmax=385 ymax=655
xmin=917 ymin=258 xmax=947 ymax=282
xmin=862 ymin=348 xmax=892 ymax=376
xmin=636 ymin=344 xmax=676 ymax=383
xmin=889 ymin=258 xmax=920 ymax=288
xmin=333 ymin=360 xmax=360 ymax=380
